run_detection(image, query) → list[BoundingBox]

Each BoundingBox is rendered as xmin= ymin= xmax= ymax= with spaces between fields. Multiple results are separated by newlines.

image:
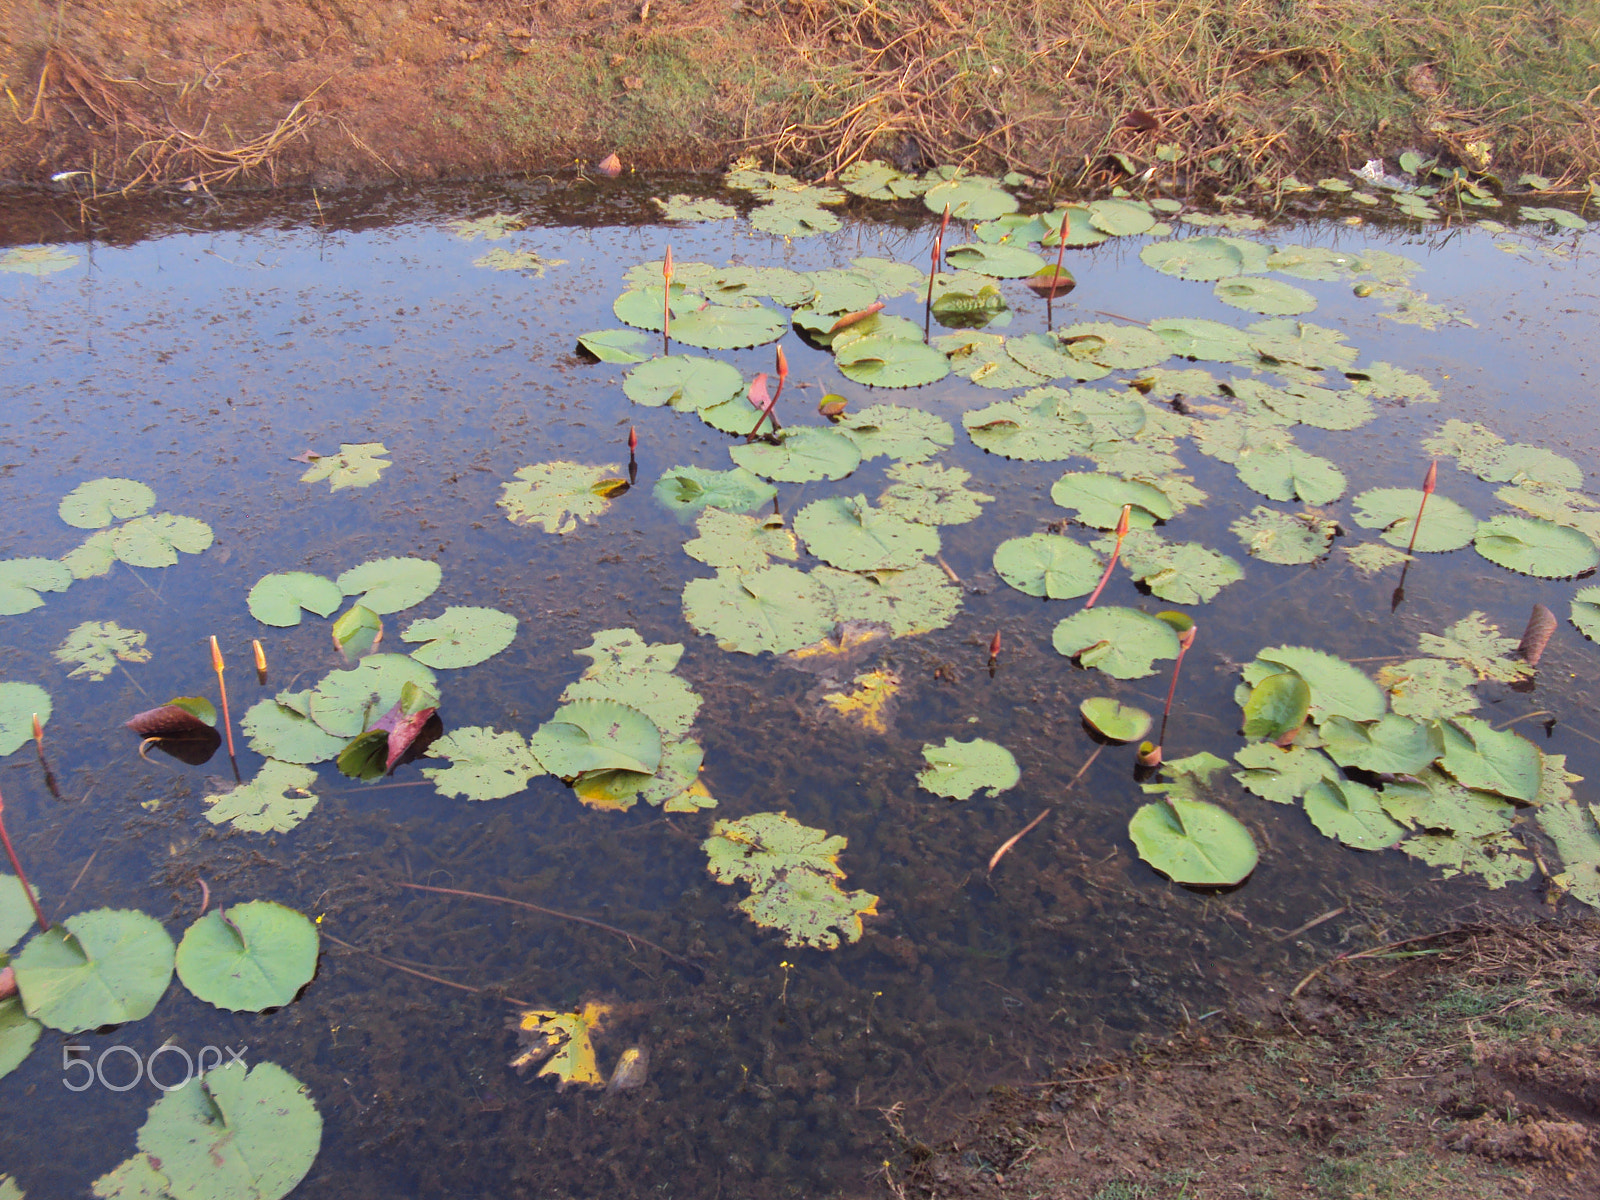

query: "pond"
xmin=0 ymin=168 xmax=1597 ymax=1200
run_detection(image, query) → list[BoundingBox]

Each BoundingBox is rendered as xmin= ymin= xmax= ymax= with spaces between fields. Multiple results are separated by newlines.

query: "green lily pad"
xmin=1129 ymin=798 xmax=1258 ymax=886
xmin=422 ymin=726 xmax=545 ymax=801
xmin=815 ymin=562 xmax=963 ymax=636
xmin=1571 ymin=586 xmax=1600 ymax=642
xmin=847 ymin=257 xmax=927 ymax=295
xmin=13 ymin=908 xmax=175 ymax=1033
xmin=1233 ymin=741 xmax=1340 ymax=805
xmin=1081 ymin=697 xmax=1152 ymax=742
xmin=684 ymin=507 xmax=798 ymax=571
xmin=1320 ymin=714 xmax=1442 ymax=775
xmin=498 ymin=461 xmax=627 ymax=534
xmin=1051 ymin=473 xmax=1175 ymax=529
xmin=834 ymin=405 xmax=955 ymax=463
xmin=1236 ymin=448 xmax=1347 ymax=506
xmin=113 ymin=514 xmax=214 ymax=568
xmin=53 ymin=620 xmax=151 ymax=681
xmin=1400 ymin=830 xmax=1532 ymax=888
xmin=1380 ymin=768 xmax=1517 ymax=836
xmin=0 ymin=682 xmax=51 ymax=757
xmin=1057 ymin=322 xmax=1171 ymax=370
xmin=0 ymin=558 xmax=71 ymax=616
xmin=1004 ymin=332 xmax=1110 ymax=382
xmin=137 ymin=1060 xmax=322 ymax=1200
xmin=964 ymin=387 xmax=1147 ymax=460
xmin=750 ymin=200 xmax=842 ymax=237
xmin=1303 ymin=778 xmax=1404 ymax=850
xmin=1247 ymin=319 xmax=1359 ymax=371
xmin=450 ymin=212 xmax=524 ymax=240
xmin=307 ymin=654 xmax=438 ymax=737
xmin=1087 ymin=198 xmax=1156 ymax=236
xmin=60 ymin=529 xmax=118 ymax=579
xmin=1044 ymin=205 xmax=1108 ymax=247
xmin=943 ymin=242 xmax=1046 ymax=278
xmin=1139 ymin=237 xmax=1246 ymax=280
xmin=1095 ymin=529 xmax=1243 ymax=605
xmin=1474 ymin=515 xmax=1598 ymax=578
xmin=838 ymin=160 xmax=928 ymax=199
xmin=240 ymin=700 xmax=346 ymax=765
xmin=623 ymin=355 xmax=744 ymax=410
xmin=1350 ymin=488 xmax=1478 ymax=552
xmin=1241 ymin=672 xmax=1312 ymax=740
xmin=1535 ymin=800 xmax=1600 ymax=911
xmin=247 ymin=572 xmax=343 ymax=627
xmin=1436 ymin=717 xmax=1541 ymax=802
xmin=703 ymin=812 xmax=878 ymax=949
xmin=730 ymin=427 xmax=863 ymax=483
xmin=653 ymin=194 xmax=737 ymax=222
xmin=1053 ymin=607 xmax=1180 ymax=679
xmin=1230 ymin=379 xmax=1375 ymax=431
xmin=0 ymin=995 xmax=41 ymax=1081
xmin=1231 ymin=507 xmax=1337 ymax=564
xmin=530 ymin=699 xmax=661 ymax=779
xmin=836 ymin=334 xmax=951 ymax=388
xmin=562 ymin=668 xmax=701 ymax=740
xmin=917 ymin=736 xmax=1020 ymax=800
xmin=576 ymin=328 xmax=654 ymax=363
xmin=1346 ymin=542 xmax=1412 ymax=577
xmin=203 ymin=761 xmax=319 ymax=832
xmin=1418 ymin=611 xmax=1532 ymax=683
xmin=0 ymin=244 xmax=80 ymax=274
xmin=1345 ymin=361 xmax=1439 ymax=404
xmin=683 ymin=565 xmax=836 ymax=655
xmin=795 ymin=495 xmax=940 ymax=571
xmin=941 ymin=332 xmax=1047 ymax=388
xmin=1213 ymin=276 xmax=1317 ymax=315
xmin=1243 ymin=646 xmax=1386 ymax=723
xmin=1265 ymin=245 xmax=1368 ymax=281
xmin=992 ymin=534 xmax=1102 ymax=599
xmin=1148 ymin=317 xmax=1254 ymax=362
xmin=402 ymin=606 xmax=517 ymax=668
xmin=331 ymin=604 xmax=382 ymax=662
xmin=672 ymin=302 xmax=790 ymax=349
xmin=654 ymin=465 xmax=777 ymax=518
xmin=923 ymin=176 xmax=1018 ymax=221
xmin=1476 ymin=444 xmax=1583 ymax=489
xmin=58 ymin=478 xmax=157 ymax=529
xmin=879 ymin=462 xmax=994 ymax=526
xmin=1519 ymin=205 xmax=1589 ymax=230
xmin=175 ymin=902 xmax=318 ymax=1012
xmin=2 ymin=873 xmax=39 ymax=954
xmin=299 ymin=443 xmax=391 ymax=491
xmin=1376 ymin=658 xmax=1479 ymax=721
xmin=613 ymin=284 xmax=696 ymax=331
xmin=335 ymin=556 xmax=442 ymax=615
xmin=473 ymin=248 xmax=564 ymax=275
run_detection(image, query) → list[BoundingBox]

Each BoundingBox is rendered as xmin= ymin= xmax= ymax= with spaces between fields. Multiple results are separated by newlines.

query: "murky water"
xmin=0 ymin=178 xmax=1596 ymax=1199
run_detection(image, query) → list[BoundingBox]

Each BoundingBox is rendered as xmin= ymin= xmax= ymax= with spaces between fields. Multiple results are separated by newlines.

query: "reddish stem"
xmin=1047 ymin=208 xmax=1070 ymax=328
xmin=1404 ymin=460 xmax=1437 ymax=557
xmin=211 ymin=636 xmax=236 ymax=761
xmin=923 ymin=202 xmax=951 ymax=341
xmin=662 ymin=244 xmax=674 ymax=354
xmin=1157 ymin=625 xmax=1197 ymax=748
xmin=1084 ymin=505 xmax=1133 ymax=609
xmin=0 ymin=787 xmax=49 ymax=933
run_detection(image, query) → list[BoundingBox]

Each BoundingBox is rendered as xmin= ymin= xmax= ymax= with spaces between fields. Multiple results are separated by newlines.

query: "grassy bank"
xmin=0 ymin=0 xmax=1595 ymax=191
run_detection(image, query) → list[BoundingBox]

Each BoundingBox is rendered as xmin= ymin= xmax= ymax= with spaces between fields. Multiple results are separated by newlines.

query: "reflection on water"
xmin=0 ymin=180 xmax=1596 ymax=1198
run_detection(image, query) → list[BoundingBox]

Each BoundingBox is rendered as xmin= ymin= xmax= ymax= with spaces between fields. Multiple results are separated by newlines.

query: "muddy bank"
xmin=0 ymin=0 xmax=1596 ymax=191
xmin=895 ymin=920 xmax=1600 ymax=1200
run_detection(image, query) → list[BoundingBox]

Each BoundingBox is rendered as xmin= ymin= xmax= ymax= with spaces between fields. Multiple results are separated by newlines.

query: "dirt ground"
xmin=0 ymin=0 xmax=1596 ymax=191
xmin=892 ymin=920 xmax=1600 ymax=1200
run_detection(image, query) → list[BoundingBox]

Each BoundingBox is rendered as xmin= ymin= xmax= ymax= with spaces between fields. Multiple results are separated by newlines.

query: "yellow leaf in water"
xmin=590 ymin=478 xmax=631 ymax=499
xmin=785 ymin=620 xmax=891 ymax=670
xmin=509 ymin=1001 xmax=612 ymax=1088
xmin=662 ymin=777 xmax=717 ymax=813
xmin=821 ymin=669 xmax=901 ymax=734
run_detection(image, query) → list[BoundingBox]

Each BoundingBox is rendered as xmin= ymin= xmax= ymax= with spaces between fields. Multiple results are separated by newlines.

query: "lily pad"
xmin=729 ymin=427 xmax=863 ymax=483
xmin=672 ymin=302 xmax=790 ymax=350
xmin=623 ymin=355 xmax=743 ymax=410
xmin=576 ymin=328 xmax=654 ymax=363
xmin=299 ymin=443 xmax=391 ymax=491
xmin=1140 ymin=237 xmax=1246 ymax=280
xmin=653 ymin=194 xmax=737 ymax=222
xmin=240 ymin=700 xmax=346 ymax=765
xmin=1476 ymin=444 xmax=1583 ymax=489
xmin=60 ymin=530 xmax=118 ymax=579
xmin=654 ymin=465 xmax=777 ymax=518
xmin=1149 ymin=317 xmax=1254 ymax=362
xmin=1096 ymin=529 xmax=1244 ymax=605
xmin=175 ymin=902 xmax=318 ymax=1012
xmin=136 ymin=1060 xmax=322 ymax=1200
xmin=943 ymin=242 xmax=1045 ymax=278
xmin=399 ymin=606 xmax=517 ymax=668
xmin=1236 ymin=448 xmax=1347 ymax=506
xmin=0 ymin=683 xmax=51 ymax=756
xmin=203 ymin=761 xmax=319 ymax=832
xmin=1053 ymin=607 xmax=1181 ymax=679
xmin=422 ymin=726 xmax=545 ymax=801
xmin=0 ymin=244 xmax=79 ymax=275
xmin=58 ymin=478 xmax=157 ymax=529
xmin=682 ymin=565 xmax=837 ymax=655
xmin=1400 ymin=830 xmax=1532 ymax=888
xmin=1128 ymin=798 xmax=1258 ymax=886
xmin=1418 ymin=612 xmax=1532 ymax=683
xmin=878 ymin=462 xmax=994 ymax=526
xmin=1376 ymin=658 xmax=1479 ymax=721
xmin=113 ymin=514 xmax=213 ymax=568
xmin=1571 ymin=585 xmax=1600 ymax=642
xmin=1437 ymin=717 xmax=1541 ymax=803
xmin=613 ymin=284 xmax=696 ymax=331
xmin=796 ymin=495 xmax=940 ymax=571
xmin=1213 ymin=276 xmax=1317 ymax=315
xmin=917 ymin=737 xmax=1020 ymax=800
xmin=334 ymin=556 xmax=442 ymax=614
xmin=530 ymin=699 xmax=661 ymax=778
xmin=992 ymin=534 xmax=1102 ymax=599
xmin=562 ymin=668 xmax=701 ymax=740
xmin=499 ymin=461 xmax=627 ymax=534
xmin=1535 ymin=800 xmax=1600 ymax=911
xmin=683 ymin=507 xmax=798 ymax=571
xmin=510 ymin=1001 xmax=612 ymax=1086
xmin=836 ymin=335 xmax=951 ymax=388
xmin=1321 ymin=714 xmax=1442 ymax=775
xmin=0 ymin=996 xmax=40 ymax=1081
xmin=1088 ymin=198 xmax=1156 ymax=236
xmin=923 ymin=176 xmax=1018 ymax=221
xmin=1241 ymin=672 xmax=1312 ymax=740
xmin=1230 ymin=379 xmax=1374 ymax=431
xmin=1004 ymin=332 xmax=1109 ymax=382
xmin=1473 ymin=515 xmax=1598 ymax=578
xmin=1045 ymin=205 xmax=1108 ymax=248
xmin=53 ymin=620 xmax=151 ymax=681
xmin=247 ymin=572 xmax=343 ymax=627
xmin=1231 ymin=507 xmax=1337 ymax=564
xmin=1350 ymin=488 xmax=1478 ymax=552
xmin=2 ymin=873 xmax=39 ymax=953
xmin=1233 ymin=741 xmax=1340 ymax=805
xmin=13 ymin=908 xmax=175 ymax=1033
xmin=1051 ymin=473 xmax=1175 ymax=529
xmin=0 ymin=558 xmax=71 ymax=616
xmin=1057 ymin=322 xmax=1171 ymax=370
xmin=1303 ymin=778 xmax=1404 ymax=850
xmin=307 ymin=654 xmax=438 ymax=737
xmin=1081 ymin=697 xmax=1152 ymax=742
xmin=1243 ymin=646 xmax=1386 ymax=723
xmin=331 ymin=605 xmax=382 ymax=663
xmin=815 ymin=563 xmax=963 ymax=637
xmin=834 ymin=405 xmax=955 ymax=463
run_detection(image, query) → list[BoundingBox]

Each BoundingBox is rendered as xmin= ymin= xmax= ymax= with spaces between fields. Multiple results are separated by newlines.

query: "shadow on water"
xmin=0 ymin=175 xmax=1597 ymax=1198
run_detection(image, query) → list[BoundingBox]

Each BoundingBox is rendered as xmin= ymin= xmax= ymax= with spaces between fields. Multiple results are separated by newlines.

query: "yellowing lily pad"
xmin=510 ymin=1001 xmax=612 ymax=1087
xmin=499 ymin=461 xmax=627 ymax=534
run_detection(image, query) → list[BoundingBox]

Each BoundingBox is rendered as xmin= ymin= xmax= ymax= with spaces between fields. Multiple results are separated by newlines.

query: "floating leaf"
xmin=1053 ymin=607 xmax=1180 ymax=679
xmin=1229 ymin=378 xmax=1374 ymax=431
xmin=613 ymin=284 xmax=695 ymax=331
xmin=1128 ymin=797 xmax=1258 ymax=886
xmin=299 ymin=443 xmax=391 ymax=491
xmin=821 ymin=669 xmax=900 ymax=734
xmin=1571 ymin=585 xmax=1600 ymax=642
xmin=0 ymin=558 xmax=71 ymax=616
xmin=833 ymin=405 xmax=955 ymax=463
xmin=510 ymin=1002 xmax=612 ymax=1087
xmin=60 ymin=529 xmax=117 ymax=579
xmin=1345 ymin=542 xmax=1411 ymax=577
xmin=1050 ymin=473 xmax=1175 ymax=529
xmin=729 ymin=427 xmax=863 ymax=483
xmin=1243 ymin=646 xmax=1385 ymax=722
xmin=1474 ymin=515 xmax=1598 ymax=578
xmin=1265 ymin=245 xmax=1368 ymax=281
xmin=750 ymin=201 xmax=842 ymax=238
xmin=964 ymin=387 xmax=1147 ymax=460
xmin=672 ymin=302 xmax=789 ymax=349
xmin=1380 ymin=769 xmax=1517 ymax=836
xmin=1148 ymin=317 xmax=1254 ymax=362
xmin=816 ymin=563 xmax=962 ymax=636
xmin=1303 ymin=778 xmax=1404 ymax=850
xmin=1044 ymin=205 xmax=1108 ymax=247
xmin=2 ymin=873 xmax=39 ymax=954
xmin=175 ymin=902 xmax=318 ymax=1012
xmin=1535 ymin=800 xmax=1600 ymax=911
xmin=1139 ymin=237 xmax=1245 ymax=280
xmin=0 ymin=995 xmax=41 ymax=1081
xmin=923 ymin=176 xmax=1018 ymax=221
xmin=1376 ymin=657 xmax=1479 ymax=721
xmin=1350 ymin=488 xmax=1478 ymax=552
xmin=331 ymin=604 xmax=382 ymax=663
xmin=879 ymin=462 xmax=994 ymax=526
xmin=992 ymin=534 xmax=1102 ymax=599
xmin=1320 ymin=714 xmax=1442 ymax=774
xmin=1345 ymin=361 xmax=1439 ymax=404
xmin=402 ymin=606 xmax=517 ymax=668
xmin=136 ymin=1060 xmax=322 ymax=1200
xmin=1233 ymin=741 xmax=1340 ymax=805
xmin=247 ymin=572 xmax=343 ymax=627
xmin=653 ymin=194 xmax=737 ymax=222
xmin=1230 ymin=507 xmax=1336 ymax=564
xmin=838 ymin=160 xmax=928 ymax=199
xmin=682 ymin=565 xmax=836 ymax=655
xmin=653 ymin=465 xmax=776 ymax=518
xmin=704 ymin=812 xmax=879 ymax=949
xmin=940 ymin=332 xmax=1044 ymax=388
xmin=684 ymin=507 xmax=798 ymax=571
xmin=835 ymin=334 xmax=951 ymax=389
xmin=1095 ymin=529 xmax=1243 ymax=605
xmin=1418 ymin=612 xmax=1532 ymax=683
xmin=576 ymin=327 xmax=654 ymax=363
xmin=562 ymin=668 xmax=701 ymax=741
xmin=623 ymin=355 xmax=743 ymax=410
xmin=917 ymin=737 xmax=1019 ymax=799
xmin=1519 ymin=205 xmax=1589 ymax=230
xmin=52 ymin=620 xmax=150 ymax=681
xmin=1057 ymin=322 xmax=1171 ymax=370
xmin=499 ymin=461 xmax=626 ymax=534
xmin=1236 ymin=448 xmax=1347 ymax=506
xmin=473 ymin=248 xmax=564 ymax=275
xmin=0 ymin=244 xmax=79 ymax=274
xmin=240 ymin=700 xmax=345 ymax=765
xmin=203 ymin=761 xmax=319 ymax=832
xmin=1081 ymin=697 xmax=1152 ymax=742
xmin=1241 ymin=672 xmax=1312 ymax=740
xmin=0 ymin=683 xmax=51 ymax=756
xmin=422 ymin=726 xmax=545 ymax=801
xmin=1004 ymin=332 xmax=1108 ymax=382
xmin=450 ymin=213 xmax=524 ymax=240
xmin=1436 ymin=717 xmax=1541 ymax=802
xmin=1213 ymin=276 xmax=1316 ymax=315
xmin=1400 ymin=830 xmax=1532 ymax=888
xmin=306 ymin=654 xmax=438 ymax=737
xmin=113 ymin=513 xmax=213 ymax=568
xmin=13 ymin=908 xmax=175 ymax=1033
xmin=1087 ymin=198 xmax=1156 ymax=236
xmin=58 ymin=478 xmax=156 ymax=529
xmin=795 ymin=495 xmax=940 ymax=571
xmin=530 ymin=699 xmax=661 ymax=778
xmin=943 ymin=242 xmax=1045 ymax=278
xmin=1476 ymin=444 xmax=1583 ymax=489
